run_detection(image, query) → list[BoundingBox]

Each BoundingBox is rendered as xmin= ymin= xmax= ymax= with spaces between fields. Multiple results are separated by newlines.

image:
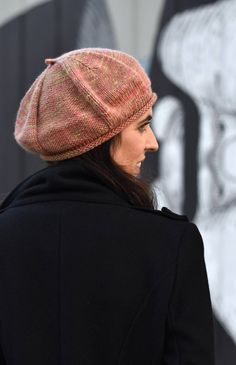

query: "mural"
xmin=150 ymin=0 xmax=236 ymax=363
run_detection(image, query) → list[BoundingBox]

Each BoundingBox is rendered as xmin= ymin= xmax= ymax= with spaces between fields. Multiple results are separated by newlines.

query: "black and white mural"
xmin=150 ymin=0 xmax=236 ymax=363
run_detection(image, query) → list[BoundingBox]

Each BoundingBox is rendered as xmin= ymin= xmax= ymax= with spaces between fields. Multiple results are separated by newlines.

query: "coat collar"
xmin=0 ymin=160 xmax=131 ymax=211
xmin=0 ymin=160 xmax=188 ymax=222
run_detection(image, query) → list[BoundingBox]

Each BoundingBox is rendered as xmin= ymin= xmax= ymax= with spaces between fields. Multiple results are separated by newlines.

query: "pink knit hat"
xmin=14 ymin=48 xmax=157 ymax=161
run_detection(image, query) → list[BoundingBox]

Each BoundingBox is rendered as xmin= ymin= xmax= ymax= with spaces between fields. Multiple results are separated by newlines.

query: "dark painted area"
xmin=0 ymin=18 xmax=24 ymax=194
xmin=0 ymin=0 xmax=86 ymax=194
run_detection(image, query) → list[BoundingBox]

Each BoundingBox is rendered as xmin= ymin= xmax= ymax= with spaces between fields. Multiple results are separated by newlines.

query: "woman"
xmin=0 ymin=48 xmax=214 ymax=364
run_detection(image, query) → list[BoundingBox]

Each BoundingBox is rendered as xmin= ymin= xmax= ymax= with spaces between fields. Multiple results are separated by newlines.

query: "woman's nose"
xmin=146 ymin=128 xmax=159 ymax=152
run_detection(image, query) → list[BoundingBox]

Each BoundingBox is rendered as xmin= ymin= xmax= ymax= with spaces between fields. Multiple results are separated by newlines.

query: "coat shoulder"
xmin=132 ymin=207 xmax=190 ymax=224
xmin=131 ymin=205 xmax=189 ymax=223
xmin=158 ymin=207 xmax=189 ymax=222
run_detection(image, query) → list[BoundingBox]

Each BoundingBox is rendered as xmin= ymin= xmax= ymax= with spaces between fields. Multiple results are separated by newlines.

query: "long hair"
xmin=75 ymin=137 xmax=157 ymax=210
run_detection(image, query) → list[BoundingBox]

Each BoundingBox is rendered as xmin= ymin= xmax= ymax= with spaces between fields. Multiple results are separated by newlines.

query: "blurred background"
xmin=0 ymin=0 xmax=236 ymax=363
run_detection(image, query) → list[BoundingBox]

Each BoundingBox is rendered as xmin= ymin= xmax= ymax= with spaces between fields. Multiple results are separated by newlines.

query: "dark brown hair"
xmin=75 ymin=136 xmax=157 ymax=209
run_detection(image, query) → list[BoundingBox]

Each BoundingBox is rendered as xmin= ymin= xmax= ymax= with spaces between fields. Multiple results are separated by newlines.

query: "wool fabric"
xmin=14 ymin=48 xmax=157 ymax=161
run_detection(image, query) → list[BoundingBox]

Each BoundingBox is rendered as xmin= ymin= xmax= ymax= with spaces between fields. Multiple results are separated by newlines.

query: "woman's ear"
xmin=109 ymin=133 xmax=121 ymax=158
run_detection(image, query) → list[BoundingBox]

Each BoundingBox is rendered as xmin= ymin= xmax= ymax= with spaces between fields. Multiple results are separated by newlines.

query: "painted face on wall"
xmin=110 ymin=108 xmax=159 ymax=176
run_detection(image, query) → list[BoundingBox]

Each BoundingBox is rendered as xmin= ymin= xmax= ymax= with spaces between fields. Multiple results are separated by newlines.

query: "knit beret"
xmin=14 ymin=48 xmax=157 ymax=161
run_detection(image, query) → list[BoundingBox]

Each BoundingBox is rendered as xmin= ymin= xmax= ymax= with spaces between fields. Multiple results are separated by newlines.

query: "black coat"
xmin=0 ymin=160 xmax=215 ymax=364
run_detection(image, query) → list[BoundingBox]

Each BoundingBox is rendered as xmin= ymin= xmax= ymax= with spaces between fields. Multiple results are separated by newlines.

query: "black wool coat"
xmin=0 ymin=160 xmax=215 ymax=365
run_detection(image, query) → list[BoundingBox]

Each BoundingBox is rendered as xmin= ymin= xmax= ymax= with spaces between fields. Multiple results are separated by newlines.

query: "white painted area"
xmin=152 ymin=96 xmax=184 ymax=213
xmin=0 ymin=0 xmax=51 ymax=27
xmin=157 ymin=0 xmax=236 ymax=342
xmin=158 ymin=0 xmax=236 ymax=112
xmin=105 ymin=0 xmax=165 ymax=61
